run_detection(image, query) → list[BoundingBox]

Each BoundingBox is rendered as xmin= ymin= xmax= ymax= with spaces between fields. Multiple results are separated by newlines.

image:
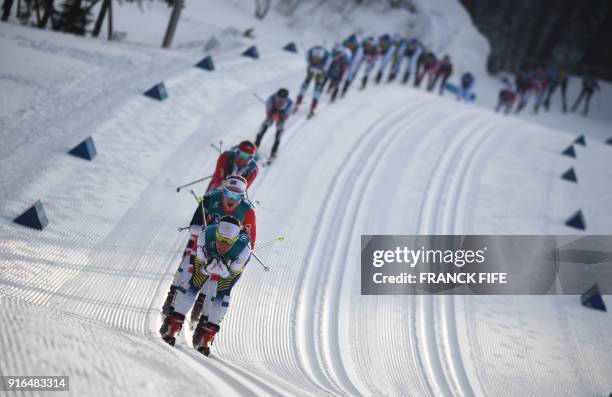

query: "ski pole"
xmin=252 ymin=236 xmax=285 ymax=252
xmin=176 ymin=175 xmax=213 ymax=193
xmin=253 ymin=93 xmax=266 ymax=104
xmin=189 ymin=189 xmax=208 ymax=228
xmin=251 ymin=251 xmax=269 ymax=271
xmin=250 ymin=236 xmax=285 ymax=271
xmin=210 ymin=139 xmax=223 ymax=154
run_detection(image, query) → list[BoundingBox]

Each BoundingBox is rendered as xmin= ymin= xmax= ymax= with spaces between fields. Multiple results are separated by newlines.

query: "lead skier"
xmin=160 ymin=215 xmax=251 ymax=357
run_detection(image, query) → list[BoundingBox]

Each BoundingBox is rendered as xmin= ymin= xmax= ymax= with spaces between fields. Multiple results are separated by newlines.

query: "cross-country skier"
xmin=359 ymin=36 xmax=380 ymax=90
xmin=531 ymin=67 xmax=549 ymax=113
xmin=254 ymin=88 xmax=293 ymax=160
xmin=514 ymin=65 xmax=532 ymax=113
xmin=495 ymin=88 xmax=516 ymax=114
xmin=456 ymin=72 xmax=475 ymax=101
xmin=387 ymin=34 xmax=405 ymax=82
xmin=571 ymin=71 xmax=600 ymax=116
xmin=558 ymin=67 xmax=569 ymax=113
xmin=340 ymin=34 xmax=364 ymax=97
xmin=294 ymin=45 xmax=331 ymax=117
xmin=326 ymin=44 xmax=352 ymax=102
xmin=400 ymin=38 xmax=423 ymax=84
xmin=415 ymin=50 xmax=436 ymax=88
xmin=428 ymin=55 xmax=452 ymax=94
xmin=206 ymin=140 xmax=260 ymax=192
xmin=374 ymin=34 xmax=395 ymax=84
xmin=160 ymin=215 xmax=251 ymax=357
xmin=162 ymin=176 xmax=256 ymax=317
xmin=541 ymin=65 xmax=559 ymax=112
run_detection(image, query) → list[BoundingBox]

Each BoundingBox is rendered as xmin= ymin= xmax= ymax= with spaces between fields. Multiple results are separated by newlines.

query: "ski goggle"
xmin=216 ymin=231 xmax=238 ymax=245
xmin=236 ymin=150 xmax=253 ymax=160
xmin=223 ymin=188 xmax=244 ymax=201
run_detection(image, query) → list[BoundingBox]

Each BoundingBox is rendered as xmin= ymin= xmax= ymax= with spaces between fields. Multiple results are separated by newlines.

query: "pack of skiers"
xmin=161 ymin=141 xmax=261 ymax=356
xmin=291 ymin=33 xmax=477 ymax=119
xmin=159 ymin=33 xmax=604 ymax=357
xmin=496 ymin=64 xmax=600 ymax=117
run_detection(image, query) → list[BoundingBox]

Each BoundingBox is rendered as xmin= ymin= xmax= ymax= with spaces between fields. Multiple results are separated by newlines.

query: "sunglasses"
xmin=223 ymin=188 xmax=244 ymax=201
xmin=216 ymin=231 xmax=238 ymax=245
xmin=236 ymin=150 xmax=253 ymax=160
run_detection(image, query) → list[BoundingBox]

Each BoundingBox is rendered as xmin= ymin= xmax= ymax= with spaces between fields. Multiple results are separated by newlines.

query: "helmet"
xmin=276 ymin=88 xmax=289 ymax=98
xmin=344 ymin=34 xmax=358 ymax=49
xmin=238 ymin=140 xmax=257 ymax=156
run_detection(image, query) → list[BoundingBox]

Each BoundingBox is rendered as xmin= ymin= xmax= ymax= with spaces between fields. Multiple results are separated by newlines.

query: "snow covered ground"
xmin=1 ymin=1 xmax=611 ymax=396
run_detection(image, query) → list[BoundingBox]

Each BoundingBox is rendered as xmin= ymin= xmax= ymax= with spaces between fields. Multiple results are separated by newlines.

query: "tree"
xmin=254 ymin=0 xmax=270 ymax=19
xmin=55 ymin=0 xmax=93 ymax=35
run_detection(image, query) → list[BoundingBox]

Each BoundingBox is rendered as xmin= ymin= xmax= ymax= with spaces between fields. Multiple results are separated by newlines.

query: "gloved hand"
xmin=189 ymin=225 xmax=203 ymax=236
xmin=203 ymin=258 xmax=231 ymax=279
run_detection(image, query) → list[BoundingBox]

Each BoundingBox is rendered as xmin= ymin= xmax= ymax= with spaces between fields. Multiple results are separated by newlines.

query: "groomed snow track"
xmin=2 ymin=36 xmax=612 ymax=397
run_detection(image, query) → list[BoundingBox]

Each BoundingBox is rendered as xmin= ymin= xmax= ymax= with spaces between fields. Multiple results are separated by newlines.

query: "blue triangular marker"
xmin=606 ymin=137 xmax=612 ymax=145
xmin=561 ymin=167 xmax=577 ymax=183
xmin=565 ymin=210 xmax=586 ymax=230
xmin=68 ymin=136 xmax=97 ymax=160
xmin=574 ymin=135 xmax=586 ymax=146
xmin=581 ymin=284 xmax=607 ymax=312
xmin=195 ymin=56 xmax=215 ymax=71
xmin=144 ymin=82 xmax=168 ymax=101
xmin=562 ymin=145 xmax=576 ymax=158
xmin=242 ymin=46 xmax=259 ymax=59
xmin=283 ymin=42 xmax=298 ymax=53
xmin=14 ymin=200 xmax=49 ymax=230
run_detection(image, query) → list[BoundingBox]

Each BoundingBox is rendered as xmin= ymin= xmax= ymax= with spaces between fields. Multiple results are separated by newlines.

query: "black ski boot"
xmin=361 ymin=75 xmax=368 ymax=90
xmin=402 ymin=72 xmax=410 ymax=84
xmin=341 ymin=80 xmax=350 ymax=97
xmin=375 ymin=71 xmax=383 ymax=84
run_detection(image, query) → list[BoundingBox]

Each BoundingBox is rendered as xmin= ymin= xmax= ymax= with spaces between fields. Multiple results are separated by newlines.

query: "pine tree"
xmin=56 ymin=0 xmax=92 ymax=35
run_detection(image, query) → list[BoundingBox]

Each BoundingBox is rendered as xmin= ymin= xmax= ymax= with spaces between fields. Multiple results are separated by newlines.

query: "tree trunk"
xmin=38 ymin=0 xmax=52 ymax=27
xmin=33 ymin=0 xmax=41 ymax=24
xmin=1 ymin=0 xmax=15 ymax=21
xmin=92 ymin=0 xmax=108 ymax=37
xmin=162 ymin=0 xmax=182 ymax=48
xmin=106 ymin=0 xmax=111 ymax=40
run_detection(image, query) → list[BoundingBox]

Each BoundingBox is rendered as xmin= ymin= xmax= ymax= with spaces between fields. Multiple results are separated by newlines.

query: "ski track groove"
xmin=415 ymin=109 xmax=500 ymax=397
xmin=293 ymin=97 xmax=439 ymax=396
xmin=338 ymin=99 xmax=445 ymax=397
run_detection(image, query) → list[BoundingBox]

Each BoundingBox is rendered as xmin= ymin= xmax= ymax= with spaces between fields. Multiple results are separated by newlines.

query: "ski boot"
xmin=331 ymin=87 xmax=339 ymax=102
xmin=268 ymin=139 xmax=280 ymax=164
xmin=160 ymin=312 xmax=185 ymax=346
xmin=360 ymin=75 xmax=368 ymax=90
xmin=293 ymin=95 xmax=303 ymax=113
xmin=375 ymin=71 xmax=383 ymax=84
xmin=402 ymin=72 xmax=410 ymax=84
xmin=341 ymin=80 xmax=350 ymax=97
xmin=192 ymin=314 xmax=209 ymax=346
xmin=190 ymin=293 xmax=205 ymax=325
xmin=307 ymin=99 xmax=318 ymax=118
xmin=194 ymin=321 xmax=220 ymax=356
xmin=161 ymin=285 xmax=177 ymax=316
xmin=387 ymin=73 xmax=396 ymax=83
